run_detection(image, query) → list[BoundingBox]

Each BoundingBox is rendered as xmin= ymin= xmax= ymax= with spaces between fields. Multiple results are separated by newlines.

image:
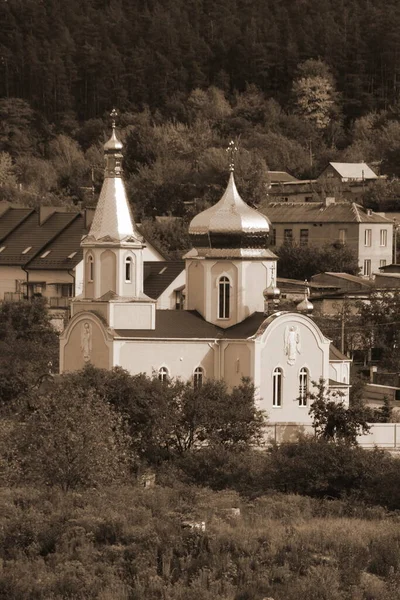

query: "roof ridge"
xmin=351 ymin=203 xmax=362 ymax=222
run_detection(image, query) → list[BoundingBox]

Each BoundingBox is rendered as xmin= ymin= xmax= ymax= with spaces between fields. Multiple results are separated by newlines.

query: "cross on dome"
xmin=226 ymin=140 xmax=238 ymax=172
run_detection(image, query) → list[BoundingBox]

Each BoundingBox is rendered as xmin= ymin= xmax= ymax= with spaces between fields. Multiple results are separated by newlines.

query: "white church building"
xmin=60 ymin=123 xmax=351 ymax=425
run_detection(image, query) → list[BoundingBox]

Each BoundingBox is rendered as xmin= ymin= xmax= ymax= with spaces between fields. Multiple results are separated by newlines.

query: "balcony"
xmin=48 ymin=297 xmax=71 ymax=308
xmin=3 ymin=292 xmax=24 ymax=302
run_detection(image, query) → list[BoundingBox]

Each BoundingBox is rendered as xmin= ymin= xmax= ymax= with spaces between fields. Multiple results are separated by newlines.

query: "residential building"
xmin=0 ymin=204 xmax=182 ymax=316
xmin=60 ymin=124 xmax=351 ymax=424
xmin=264 ymin=200 xmax=394 ymax=276
xmin=266 ymin=162 xmax=383 ymax=203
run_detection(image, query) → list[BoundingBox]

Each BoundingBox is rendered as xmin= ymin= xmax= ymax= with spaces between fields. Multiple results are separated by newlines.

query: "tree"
xmin=309 ymin=379 xmax=370 ymax=444
xmin=0 ymin=298 xmax=59 ymax=405
xmin=276 ymin=243 xmax=360 ymax=280
xmin=13 ymin=379 xmax=131 ymax=490
xmin=0 ymin=152 xmax=17 ymax=187
xmin=358 ymin=289 xmax=400 ymax=371
xmin=292 ymin=60 xmax=339 ymax=132
xmin=60 ymin=366 xmax=266 ymax=465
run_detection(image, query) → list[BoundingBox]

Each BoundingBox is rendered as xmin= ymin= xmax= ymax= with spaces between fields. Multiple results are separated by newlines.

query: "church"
xmin=60 ymin=121 xmax=350 ymax=425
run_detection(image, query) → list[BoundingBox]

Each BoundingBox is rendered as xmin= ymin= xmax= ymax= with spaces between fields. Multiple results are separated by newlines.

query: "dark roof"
xmin=329 ymin=345 xmax=349 ymax=361
xmin=264 ymin=202 xmax=393 ymax=224
xmin=321 ymin=273 xmax=374 ymax=287
xmin=0 ymin=207 xmax=33 ymax=241
xmin=0 ymin=211 xmax=77 ymax=266
xmin=27 ymin=214 xmax=86 ymax=270
xmin=115 ymin=310 xmax=266 ymax=339
xmin=143 ymin=261 xmax=184 ymax=299
xmin=115 ymin=310 xmax=350 ymax=361
xmin=268 ymin=171 xmax=299 ymax=183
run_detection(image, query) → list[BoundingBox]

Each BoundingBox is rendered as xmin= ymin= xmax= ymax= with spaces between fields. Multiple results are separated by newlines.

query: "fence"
xmin=265 ymin=423 xmax=400 ymax=448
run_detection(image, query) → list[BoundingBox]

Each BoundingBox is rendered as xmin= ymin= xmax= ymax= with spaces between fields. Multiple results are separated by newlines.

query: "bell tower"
xmin=70 ymin=109 xmax=156 ymax=332
xmin=81 ymin=109 xmax=145 ymax=299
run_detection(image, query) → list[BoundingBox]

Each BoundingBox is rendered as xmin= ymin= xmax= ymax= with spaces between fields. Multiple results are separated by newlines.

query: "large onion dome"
xmin=189 ymin=173 xmax=271 ymax=252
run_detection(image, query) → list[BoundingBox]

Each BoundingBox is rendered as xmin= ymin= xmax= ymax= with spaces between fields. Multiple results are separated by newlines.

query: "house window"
xmin=299 ymin=368 xmax=309 ymax=406
xmin=380 ymin=229 xmax=387 ymax=247
xmin=193 ymin=367 xmax=204 ymax=389
xmin=88 ymin=255 xmax=94 ymax=282
xmin=60 ymin=284 xmax=73 ymax=297
xmin=272 ymin=368 xmax=283 ymax=407
xmin=339 ymin=229 xmax=346 ymax=244
xmin=284 ymin=229 xmax=293 ymax=244
xmin=125 ymin=256 xmax=133 ymax=282
xmin=380 ymin=259 xmax=387 ymax=268
xmin=158 ymin=367 xmax=169 ymax=382
xmin=218 ymin=276 xmax=230 ymax=319
xmin=363 ymin=259 xmax=371 ymax=276
xmin=300 ymin=229 xmax=309 ymax=247
xmin=270 ymin=228 xmax=276 ymax=246
xmin=364 ymin=229 xmax=372 ymax=246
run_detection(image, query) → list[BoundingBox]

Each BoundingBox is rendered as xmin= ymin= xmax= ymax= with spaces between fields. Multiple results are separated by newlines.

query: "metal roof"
xmin=264 ymin=202 xmax=393 ymax=224
xmin=327 ymin=162 xmax=378 ymax=180
xmin=27 ymin=214 xmax=86 ymax=270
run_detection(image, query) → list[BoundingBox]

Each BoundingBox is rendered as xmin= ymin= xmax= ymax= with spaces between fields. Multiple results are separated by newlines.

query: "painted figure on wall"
xmin=81 ymin=322 xmax=92 ymax=362
xmin=284 ymin=325 xmax=301 ymax=365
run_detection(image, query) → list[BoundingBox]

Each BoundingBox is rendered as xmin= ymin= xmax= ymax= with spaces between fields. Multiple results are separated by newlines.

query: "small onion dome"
xmin=297 ymin=281 xmax=313 ymax=314
xmin=263 ymin=282 xmax=281 ymax=302
xmin=189 ymin=172 xmax=270 ymax=250
xmin=104 ymin=127 xmax=123 ymax=152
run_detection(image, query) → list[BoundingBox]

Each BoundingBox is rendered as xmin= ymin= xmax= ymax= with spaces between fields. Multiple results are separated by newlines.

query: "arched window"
xmin=88 ymin=254 xmax=94 ymax=282
xmin=158 ymin=366 xmax=169 ymax=383
xmin=218 ymin=276 xmax=230 ymax=319
xmin=299 ymin=367 xmax=309 ymax=406
xmin=125 ymin=256 xmax=133 ymax=283
xmin=272 ymin=368 xmax=283 ymax=407
xmin=193 ymin=366 xmax=204 ymax=389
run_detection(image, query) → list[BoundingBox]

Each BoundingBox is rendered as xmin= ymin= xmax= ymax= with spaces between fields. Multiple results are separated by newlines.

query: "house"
xmin=60 ymin=124 xmax=351 ymax=424
xmin=318 ymin=162 xmax=379 ymax=183
xmin=0 ymin=203 xmax=183 ymax=316
xmin=263 ymin=199 xmax=394 ymax=276
xmin=266 ymin=162 xmax=382 ymax=204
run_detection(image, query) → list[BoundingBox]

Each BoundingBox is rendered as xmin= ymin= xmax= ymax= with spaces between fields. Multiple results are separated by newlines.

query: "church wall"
xmin=222 ymin=342 xmax=252 ymax=388
xmin=116 ymin=340 xmax=215 ymax=381
xmin=258 ymin=316 xmax=329 ymax=423
xmin=61 ymin=317 xmax=111 ymax=372
xmin=100 ymin=250 xmax=117 ymax=296
xmin=112 ymin=303 xmax=155 ymax=329
xmin=186 ymin=261 xmax=205 ymax=316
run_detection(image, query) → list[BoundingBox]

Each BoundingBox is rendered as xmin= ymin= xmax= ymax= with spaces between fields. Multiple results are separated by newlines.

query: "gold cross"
xmin=110 ymin=108 xmax=118 ymax=128
xmin=226 ymin=140 xmax=238 ymax=172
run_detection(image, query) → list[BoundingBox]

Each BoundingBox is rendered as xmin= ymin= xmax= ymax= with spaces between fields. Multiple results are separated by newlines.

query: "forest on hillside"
xmin=2 ymin=0 xmax=400 ymax=122
xmin=3 ymin=0 xmax=400 ymax=221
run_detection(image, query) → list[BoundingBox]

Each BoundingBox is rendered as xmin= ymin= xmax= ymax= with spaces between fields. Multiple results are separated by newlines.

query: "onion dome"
xmin=189 ymin=172 xmax=271 ymax=251
xmin=83 ymin=109 xmax=142 ymax=245
xmin=297 ymin=280 xmax=313 ymax=315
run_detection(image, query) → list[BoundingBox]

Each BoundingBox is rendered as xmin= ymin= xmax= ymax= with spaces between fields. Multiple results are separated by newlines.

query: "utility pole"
xmin=394 ymin=219 xmax=398 ymax=265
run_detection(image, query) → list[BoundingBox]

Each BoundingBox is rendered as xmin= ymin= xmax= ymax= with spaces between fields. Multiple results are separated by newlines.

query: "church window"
xmin=218 ymin=276 xmax=230 ymax=319
xmin=299 ymin=368 xmax=309 ymax=406
xmin=193 ymin=367 xmax=204 ymax=389
xmin=158 ymin=366 xmax=169 ymax=382
xmin=272 ymin=368 xmax=283 ymax=407
xmin=88 ymin=255 xmax=94 ymax=282
xmin=125 ymin=256 xmax=133 ymax=282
